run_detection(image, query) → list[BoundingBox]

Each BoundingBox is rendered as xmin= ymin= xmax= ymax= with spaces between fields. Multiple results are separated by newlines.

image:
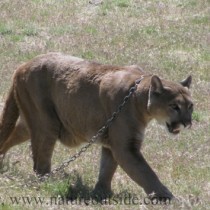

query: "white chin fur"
xmin=166 ymin=123 xmax=185 ymax=134
xmin=178 ymin=124 xmax=185 ymax=131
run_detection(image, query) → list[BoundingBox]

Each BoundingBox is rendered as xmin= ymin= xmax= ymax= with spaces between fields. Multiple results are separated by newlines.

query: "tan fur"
xmin=0 ymin=52 xmax=193 ymax=200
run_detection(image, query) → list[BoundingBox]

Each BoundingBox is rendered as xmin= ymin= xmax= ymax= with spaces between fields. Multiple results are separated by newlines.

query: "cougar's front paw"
xmin=148 ymin=185 xmax=174 ymax=202
xmin=92 ymin=182 xmax=113 ymax=200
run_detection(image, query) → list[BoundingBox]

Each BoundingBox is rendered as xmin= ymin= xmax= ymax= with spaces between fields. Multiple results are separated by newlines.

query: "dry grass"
xmin=0 ymin=0 xmax=209 ymax=209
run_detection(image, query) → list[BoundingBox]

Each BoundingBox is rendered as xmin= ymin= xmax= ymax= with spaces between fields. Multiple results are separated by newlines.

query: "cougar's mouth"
xmin=166 ymin=122 xmax=181 ymax=135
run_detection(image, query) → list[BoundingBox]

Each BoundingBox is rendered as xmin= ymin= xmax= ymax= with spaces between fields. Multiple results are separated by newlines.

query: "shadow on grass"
xmin=48 ymin=171 xmax=137 ymax=205
xmin=66 ymin=172 xmax=93 ymax=201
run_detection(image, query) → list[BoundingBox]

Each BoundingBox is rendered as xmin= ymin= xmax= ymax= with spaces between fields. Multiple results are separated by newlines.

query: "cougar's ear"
xmin=150 ymin=75 xmax=164 ymax=94
xmin=147 ymin=75 xmax=163 ymax=111
xmin=180 ymin=75 xmax=192 ymax=89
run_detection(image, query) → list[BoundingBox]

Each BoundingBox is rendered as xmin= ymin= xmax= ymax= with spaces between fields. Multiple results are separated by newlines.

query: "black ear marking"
xmin=150 ymin=75 xmax=164 ymax=94
xmin=180 ymin=75 xmax=192 ymax=88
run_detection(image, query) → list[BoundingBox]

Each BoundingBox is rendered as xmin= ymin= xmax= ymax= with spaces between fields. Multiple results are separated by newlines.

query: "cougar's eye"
xmin=169 ymin=104 xmax=180 ymax=112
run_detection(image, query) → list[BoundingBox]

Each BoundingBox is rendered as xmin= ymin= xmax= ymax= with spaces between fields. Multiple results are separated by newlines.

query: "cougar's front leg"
xmin=94 ymin=146 xmax=118 ymax=196
xmin=111 ymin=136 xmax=173 ymax=200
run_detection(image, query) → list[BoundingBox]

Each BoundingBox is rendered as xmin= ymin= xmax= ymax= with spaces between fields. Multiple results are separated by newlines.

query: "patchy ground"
xmin=0 ymin=0 xmax=209 ymax=209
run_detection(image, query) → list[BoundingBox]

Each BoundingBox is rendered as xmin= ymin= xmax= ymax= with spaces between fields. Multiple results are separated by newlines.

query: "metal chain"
xmin=25 ymin=75 xmax=145 ymax=186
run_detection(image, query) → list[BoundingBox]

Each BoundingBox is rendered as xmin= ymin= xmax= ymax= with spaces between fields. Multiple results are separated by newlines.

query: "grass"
xmin=0 ymin=0 xmax=209 ymax=209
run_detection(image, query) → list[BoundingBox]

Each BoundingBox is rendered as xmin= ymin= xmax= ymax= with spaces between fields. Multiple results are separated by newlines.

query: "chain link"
xmin=24 ymin=75 xmax=145 ymax=186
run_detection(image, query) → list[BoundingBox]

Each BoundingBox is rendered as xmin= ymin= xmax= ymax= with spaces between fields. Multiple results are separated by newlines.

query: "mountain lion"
xmin=0 ymin=53 xmax=193 ymax=200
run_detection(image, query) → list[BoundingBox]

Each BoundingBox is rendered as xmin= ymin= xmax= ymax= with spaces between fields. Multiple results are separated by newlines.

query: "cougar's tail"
xmin=0 ymin=85 xmax=19 ymax=147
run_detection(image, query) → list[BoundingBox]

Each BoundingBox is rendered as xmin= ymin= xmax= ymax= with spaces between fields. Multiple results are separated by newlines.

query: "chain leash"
xmin=25 ymin=75 xmax=145 ymax=186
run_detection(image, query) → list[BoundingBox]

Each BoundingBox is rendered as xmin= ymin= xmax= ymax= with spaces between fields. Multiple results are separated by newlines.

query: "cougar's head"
xmin=147 ymin=75 xmax=193 ymax=135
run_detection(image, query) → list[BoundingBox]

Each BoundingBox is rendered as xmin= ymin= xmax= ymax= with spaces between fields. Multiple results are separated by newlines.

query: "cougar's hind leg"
xmin=28 ymin=106 xmax=61 ymax=175
xmin=0 ymin=117 xmax=30 ymax=156
xmin=26 ymin=109 xmax=61 ymax=176
xmin=15 ymin=104 xmax=61 ymax=175
xmin=0 ymin=118 xmax=30 ymax=170
xmin=31 ymin=129 xmax=57 ymax=176
xmin=15 ymin=88 xmax=62 ymax=175
xmin=0 ymin=84 xmax=20 ymax=164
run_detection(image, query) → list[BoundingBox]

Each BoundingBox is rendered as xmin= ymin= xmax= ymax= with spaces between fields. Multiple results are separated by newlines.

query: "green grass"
xmin=0 ymin=0 xmax=209 ymax=209
xmin=0 ymin=23 xmax=13 ymax=35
